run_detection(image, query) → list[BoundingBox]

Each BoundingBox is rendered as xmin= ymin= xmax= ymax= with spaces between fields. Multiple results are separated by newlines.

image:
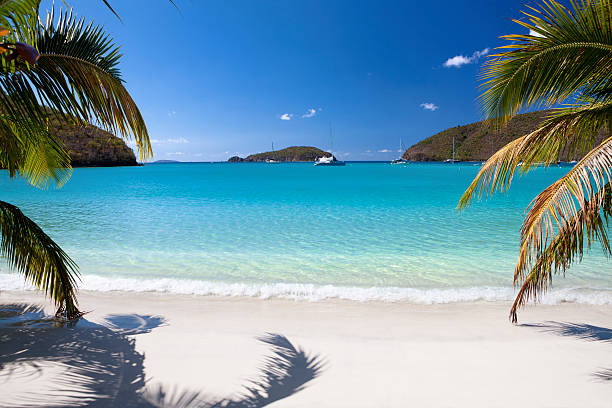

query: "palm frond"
xmin=480 ymin=0 xmax=612 ymax=127
xmin=0 ymin=8 xmax=151 ymax=161
xmin=458 ymin=101 xmax=612 ymax=208
xmin=33 ymin=9 xmax=151 ymax=159
xmin=510 ymin=184 xmax=612 ymax=322
xmin=0 ymin=115 xmax=72 ymax=187
xmin=0 ymin=0 xmax=39 ymax=42
xmin=0 ymin=115 xmax=72 ymax=188
xmin=517 ymin=136 xmax=612 ymax=282
xmin=0 ymin=200 xmax=81 ymax=319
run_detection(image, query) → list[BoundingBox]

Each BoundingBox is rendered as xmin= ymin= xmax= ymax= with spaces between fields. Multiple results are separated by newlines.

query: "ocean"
xmin=1 ymin=162 xmax=611 ymax=304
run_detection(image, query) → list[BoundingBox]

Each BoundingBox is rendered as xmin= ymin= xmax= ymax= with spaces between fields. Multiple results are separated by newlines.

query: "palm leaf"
xmin=0 ymin=114 xmax=72 ymax=187
xmin=480 ymin=0 xmax=612 ymax=127
xmin=458 ymin=0 xmax=612 ymax=320
xmin=0 ymin=200 xmax=81 ymax=318
xmin=510 ymin=184 xmax=612 ymax=322
xmin=517 ymin=136 xmax=612 ymax=283
xmin=0 ymin=0 xmax=39 ymax=41
xmin=0 ymin=8 xmax=151 ymax=161
xmin=32 ymin=9 xmax=151 ymax=159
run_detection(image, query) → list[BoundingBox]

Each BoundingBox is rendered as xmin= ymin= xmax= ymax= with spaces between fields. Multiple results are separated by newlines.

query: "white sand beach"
xmin=1 ymin=290 xmax=611 ymax=407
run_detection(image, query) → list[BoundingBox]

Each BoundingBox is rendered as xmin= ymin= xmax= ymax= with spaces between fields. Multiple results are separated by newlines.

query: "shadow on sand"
xmin=521 ymin=321 xmax=612 ymax=343
xmin=593 ymin=368 xmax=612 ymax=382
xmin=0 ymin=304 xmax=324 ymax=407
xmin=521 ymin=321 xmax=612 ymax=385
xmin=102 ymin=313 xmax=168 ymax=335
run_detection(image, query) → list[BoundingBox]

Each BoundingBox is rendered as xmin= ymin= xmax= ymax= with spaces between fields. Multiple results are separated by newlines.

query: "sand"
xmin=1 ymin=290 xmax=611 ymax=407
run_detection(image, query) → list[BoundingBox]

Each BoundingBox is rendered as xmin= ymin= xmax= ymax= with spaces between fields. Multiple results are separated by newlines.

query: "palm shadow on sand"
xmin=521 ymin=321 xmax=612 ymax=384
xmin=521 ymin=321 xmax=612 ymax=343
xmin=0 ymin=304 xmax=324 ymax=407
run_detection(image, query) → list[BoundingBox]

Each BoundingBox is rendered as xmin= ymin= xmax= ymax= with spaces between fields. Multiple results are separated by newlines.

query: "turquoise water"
xmin=1 ymin=162 xmax=611 ymax=303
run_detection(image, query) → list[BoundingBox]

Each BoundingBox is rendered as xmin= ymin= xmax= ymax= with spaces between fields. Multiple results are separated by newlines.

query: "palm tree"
xmin=0 ymin=1 xmax=151 ymax=319
xmin=458 ymin=0 xmax=612 ymax=322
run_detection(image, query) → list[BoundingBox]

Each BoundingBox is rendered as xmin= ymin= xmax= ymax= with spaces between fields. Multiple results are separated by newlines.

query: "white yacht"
xmin=314 ymin=155 xmax=345 ymax=166
xmin=266 ymin=142 xmax=280 ymax=163
xmin=444 ymin=136 xmax=459 ymax=163
xmin=391 ymin=138 xmax=408 ymax=164
xmin=314 ymin=123 xmax=345 ymax=166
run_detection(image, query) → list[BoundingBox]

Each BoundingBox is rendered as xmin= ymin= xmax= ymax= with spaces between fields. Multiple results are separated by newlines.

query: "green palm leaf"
xmin=0 ymin=115 xmax=72 ymax=187
xmin=0 ymin=3 xmax=154 ymax=317
xmin=31 ymin=9 xmax=150 ymax=160
xmin=481 ymin=0 xmax=612 ymax=127
xmin=510 ymin=184 xmax=612 ymax=323
xmin=0 ymin=0 xmax=39 ymax=41
xmin=0 ymin=8 xmax=151 ymax=163
xmin=0 ymin=200 xmax=81 ymax=318
xmin=517 ymin=136 xmax=612 ymax=279
xmin=459 ymin=0 xmax=612 ymax=321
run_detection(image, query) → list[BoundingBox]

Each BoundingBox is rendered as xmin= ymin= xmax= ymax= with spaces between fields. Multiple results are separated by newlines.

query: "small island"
xmin=228 ymin=146 xmax=334 ymax=162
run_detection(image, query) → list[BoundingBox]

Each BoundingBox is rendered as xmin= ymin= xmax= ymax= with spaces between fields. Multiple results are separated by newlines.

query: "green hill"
xmin=229 ymin=146 xmax=334 ymax=162
xmin=403 ymin=110 xmax=606 ymax=162
xmin=51 ymin=118 xmax=138 ymax=167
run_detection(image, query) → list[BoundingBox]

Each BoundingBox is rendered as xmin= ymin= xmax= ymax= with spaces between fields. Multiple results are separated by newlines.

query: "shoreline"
xmin=3 ymin=273 xmax=612 ymax=305
xmin=2 ymin=290 xmax=612 ymax=407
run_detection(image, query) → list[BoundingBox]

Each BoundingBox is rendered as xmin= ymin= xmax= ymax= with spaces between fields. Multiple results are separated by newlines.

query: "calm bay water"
xmin=1 ymin=162 xmax=611 ymax=303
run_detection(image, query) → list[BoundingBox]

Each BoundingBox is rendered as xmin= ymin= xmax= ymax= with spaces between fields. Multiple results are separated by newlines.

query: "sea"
xmin=1 ymin=162 xmax=611 ymax=305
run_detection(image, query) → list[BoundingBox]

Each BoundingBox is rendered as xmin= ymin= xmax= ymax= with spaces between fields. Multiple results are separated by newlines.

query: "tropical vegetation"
xmin=404 ymin=110 xmax=552 ymax=162
xmin=458 ymin=0 xmax=612 ymax=322
xmin=0 ymin=1 xmax=151 ymax=319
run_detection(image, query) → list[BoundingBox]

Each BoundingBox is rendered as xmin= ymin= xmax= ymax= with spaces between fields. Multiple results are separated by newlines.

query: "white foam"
xmin=1 ymin=273 xmax=612 ymax=305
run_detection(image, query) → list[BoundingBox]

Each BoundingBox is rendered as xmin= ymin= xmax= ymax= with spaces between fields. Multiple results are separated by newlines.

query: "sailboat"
xmin=314 ymin=123 xmax=346 ymax=166
xmin=391 ymin=138 xmax=408 ymax=164
xmin=265 ymin=142 xmax=279 ymax=163
xmin=444 ymin=136 xmax=459 ymax=163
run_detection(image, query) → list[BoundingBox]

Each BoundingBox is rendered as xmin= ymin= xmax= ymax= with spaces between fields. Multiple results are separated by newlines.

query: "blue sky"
xmin=50 ymin=1 xmax=535 ymax=161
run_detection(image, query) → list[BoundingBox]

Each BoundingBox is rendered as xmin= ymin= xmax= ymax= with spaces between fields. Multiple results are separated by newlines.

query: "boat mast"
xmin=452 ymin=136 xmax=455 ymax=161
xmin=329 ymin=121 xmax=333 ymax=159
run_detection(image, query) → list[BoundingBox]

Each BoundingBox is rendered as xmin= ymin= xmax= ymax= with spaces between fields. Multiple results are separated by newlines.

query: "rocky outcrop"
xmin=51 ymin=118 xmax=138 ymax=167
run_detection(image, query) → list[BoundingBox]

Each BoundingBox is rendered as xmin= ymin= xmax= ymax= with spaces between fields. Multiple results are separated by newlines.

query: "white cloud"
xmin=420 ymin=102 xmax=439 ymax=111
xmin=193 ymin=153 xmax=203 ymax=157
xmin=443 ymin=47 xmax=490 ymax=68
xmin=473 ymin=48 xmax=490 ymax=58
xmin=443 ymin=55 xmax=471 ymax=68
xmin=529 ymin=28 xmax=545 ymax=38
xmin=365 ymin=149 xmax=371 ymax=153
xmin=167 ymin=152 xmax=184 ymax=156
xmin=302 ymin=108 xmax=318 ymax=118
xmin=378 ymin=149 xmax=392 ymax=153
xmin=168 ymin=110 xmax=177 ymax=117
xmin=150 ymin=138 xmax=189 ymax=145
xmin=166 ymin=137 xmax=189 ymax=144
xmin=280 ymin=113 xmax=293 ymax=121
